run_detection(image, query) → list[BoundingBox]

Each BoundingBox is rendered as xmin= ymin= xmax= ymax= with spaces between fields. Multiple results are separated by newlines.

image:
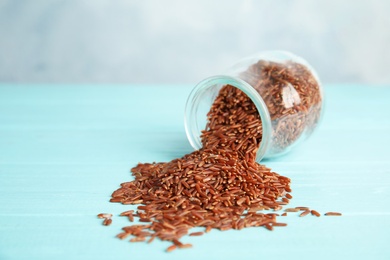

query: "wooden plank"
xmin=0 ymin=84 xmax=389 ymax=259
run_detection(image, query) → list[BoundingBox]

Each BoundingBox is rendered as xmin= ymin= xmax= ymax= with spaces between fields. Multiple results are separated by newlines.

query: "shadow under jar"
xmin=185 ymin=51 xmax=323 ymax=162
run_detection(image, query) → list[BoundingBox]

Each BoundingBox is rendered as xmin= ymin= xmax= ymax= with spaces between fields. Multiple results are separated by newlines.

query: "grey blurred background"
xmin=0 ymin=0 xmax=389 ymax=84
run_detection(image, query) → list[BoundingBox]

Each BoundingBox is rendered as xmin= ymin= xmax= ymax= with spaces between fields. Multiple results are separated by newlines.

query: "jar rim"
xmin=184 ymin=75 xmax=272 ymax=162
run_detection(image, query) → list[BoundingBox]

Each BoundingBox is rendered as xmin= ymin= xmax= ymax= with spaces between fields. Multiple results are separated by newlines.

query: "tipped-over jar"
xmin=185 ymin=50 xmax=323 ymax=161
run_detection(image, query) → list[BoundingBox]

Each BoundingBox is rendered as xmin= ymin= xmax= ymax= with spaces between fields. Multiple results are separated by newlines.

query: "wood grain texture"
xmin=0 ymin=84 xmax=389 ymax=260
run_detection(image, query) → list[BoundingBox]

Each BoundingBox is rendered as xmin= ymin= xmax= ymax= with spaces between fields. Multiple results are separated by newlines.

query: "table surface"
xmin=0 ymin=84 xmax=389 ymax=260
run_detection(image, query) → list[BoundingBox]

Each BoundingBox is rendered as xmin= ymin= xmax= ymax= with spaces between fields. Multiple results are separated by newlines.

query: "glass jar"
xmin=184 ymin=50 xmax=323 ymax=161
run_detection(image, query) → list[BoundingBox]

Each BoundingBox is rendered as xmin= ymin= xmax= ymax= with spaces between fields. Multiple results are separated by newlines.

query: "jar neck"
xmin=184 ymin=75 xmax=272 ymax=162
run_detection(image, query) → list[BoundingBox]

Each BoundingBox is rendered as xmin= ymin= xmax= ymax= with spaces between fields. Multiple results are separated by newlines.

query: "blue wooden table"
xmin=0 ymin=84 xmax=389 ymax=260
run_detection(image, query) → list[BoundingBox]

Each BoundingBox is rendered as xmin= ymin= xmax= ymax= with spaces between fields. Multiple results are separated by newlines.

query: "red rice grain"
xmin=97 ymin=213 xmax=112 ymax=219
xmin=178 ymin=243 xmax=193 ymax=249
xmin=166 ymin=245 xmax=177 ymax=252
xmin=272 ymin=223 xmax=287 ymax=227
xmin=264 ymin=223 xmax=273 ymax=231
xmin=299 ymin=210 xmax=310 ymax=217
xmin=189 ymin=232 xmax=204 ymax=237
xmin=295 ymin=207 xmax=310 ymax=211
xmin=103 ymin=218 xmax=112 ymax=226
xmin=285 ymin=208 xmax=300 ymax=212
xmin=130 ymin=237 xmax=146 ymax=242
xmin=147 ymin=235 xmax=156 ymax=244
xmin=120 ymin=210 xmax=134 ymax=216
xmin=116 ymin=232 xmax=130 ymax=240
xmin=324 ymin=212 xmax=342 ymax=216
xmin=311 ymin=210 xmax=321 ymax=217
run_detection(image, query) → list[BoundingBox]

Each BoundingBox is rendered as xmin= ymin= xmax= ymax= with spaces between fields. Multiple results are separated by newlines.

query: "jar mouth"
xmin=184 ymin=75 xmax=272 ymax=162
